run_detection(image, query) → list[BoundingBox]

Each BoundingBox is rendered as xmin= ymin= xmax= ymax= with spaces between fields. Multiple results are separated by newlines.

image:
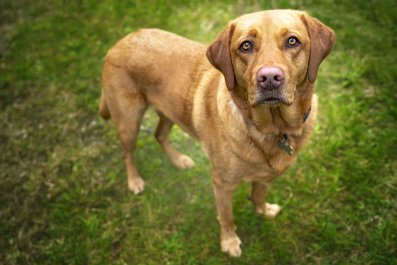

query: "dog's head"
xmin=207 ymin=10 xmax=335 ymax=108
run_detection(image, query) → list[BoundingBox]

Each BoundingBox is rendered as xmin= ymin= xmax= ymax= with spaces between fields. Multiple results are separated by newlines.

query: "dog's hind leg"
xmin=102 ymin=63 xmax=147 ymax=194
xmin=154 ymin=112 xmax=195 ymax=169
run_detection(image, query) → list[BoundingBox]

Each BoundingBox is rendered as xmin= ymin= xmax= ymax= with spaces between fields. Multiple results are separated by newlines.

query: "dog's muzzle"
xmin=254 ymin=66 xmax=286 ymax=107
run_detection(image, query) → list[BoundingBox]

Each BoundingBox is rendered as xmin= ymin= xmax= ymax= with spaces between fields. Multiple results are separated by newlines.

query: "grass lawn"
xmin=1 ymin=0 xmax=396 ymax=264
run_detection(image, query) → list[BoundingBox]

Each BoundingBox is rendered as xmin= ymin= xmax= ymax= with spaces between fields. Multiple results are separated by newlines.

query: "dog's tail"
xmin=99 ymin=94 xmax=111 ymax=120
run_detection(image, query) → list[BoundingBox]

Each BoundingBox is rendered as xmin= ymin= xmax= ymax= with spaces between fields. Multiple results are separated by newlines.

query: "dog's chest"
xmin=237 ymin=155 xmax=295 ymax=183
xmin=228 ymin=134 xmax=297 ymax=182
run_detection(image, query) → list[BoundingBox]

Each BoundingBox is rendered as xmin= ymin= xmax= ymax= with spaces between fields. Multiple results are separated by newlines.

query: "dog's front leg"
xmin=212 ymin=174 xmax=241 ymax=257
xmin=250 ymin=181 xmax=281 ymax=218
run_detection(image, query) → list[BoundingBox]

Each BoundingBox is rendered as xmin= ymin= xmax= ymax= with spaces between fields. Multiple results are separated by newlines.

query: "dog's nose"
xmin=256 ymin=67 xmax=284 ymax=90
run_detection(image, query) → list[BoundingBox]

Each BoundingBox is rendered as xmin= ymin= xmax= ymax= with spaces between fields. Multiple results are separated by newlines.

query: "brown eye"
xmin=240 ymin=41 xmax=253 ymax=52
xmin=287 ymin=37 xmax=300 ymax=47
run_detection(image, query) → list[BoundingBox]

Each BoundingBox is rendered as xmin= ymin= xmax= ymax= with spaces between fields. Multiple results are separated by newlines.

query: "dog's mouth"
xmin=253 ymin=96 xmax=285 ymax=108
xmin=259 ymin=97 xmax=282 ymax=105
xmin=251 ymin=85 xmax=295 ymax=107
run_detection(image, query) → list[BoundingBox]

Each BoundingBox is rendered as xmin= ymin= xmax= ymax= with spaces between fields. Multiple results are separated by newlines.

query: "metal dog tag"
xmin=278 ymin=135 xmax=293 ymax=156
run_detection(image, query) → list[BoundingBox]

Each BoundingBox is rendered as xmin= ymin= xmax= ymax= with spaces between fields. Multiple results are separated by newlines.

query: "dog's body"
xmin=100 ymin=10 xmax=335 ymax=257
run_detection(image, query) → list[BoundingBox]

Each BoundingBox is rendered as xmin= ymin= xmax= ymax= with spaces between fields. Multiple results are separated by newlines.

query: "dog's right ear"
xmin=206 ymin=24 xmax=235 ymax=90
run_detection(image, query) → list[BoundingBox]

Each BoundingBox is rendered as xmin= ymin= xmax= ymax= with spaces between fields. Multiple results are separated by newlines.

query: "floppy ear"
xmin=206 ymin=24 xmax=235 ymax=90
xmin=301 ymin=13 xmax=336 ymax=83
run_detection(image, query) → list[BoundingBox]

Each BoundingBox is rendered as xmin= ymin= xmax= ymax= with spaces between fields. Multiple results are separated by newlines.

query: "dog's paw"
xmin=221 ymin=236 xmax=242 ymax=257
xmin=173 ymin=154 xmax=195 ymax=169
xmin=128 ymin=177 xmax=145 ymax=194
xmin=264 ymin=203 xmax=281 ymax=219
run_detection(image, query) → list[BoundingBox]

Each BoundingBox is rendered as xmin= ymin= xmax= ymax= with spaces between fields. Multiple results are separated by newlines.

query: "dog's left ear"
xmin=301 ymin=13 xmax=336 ymax=83
xmin=206 ymin=24 xmax=236 ymax=90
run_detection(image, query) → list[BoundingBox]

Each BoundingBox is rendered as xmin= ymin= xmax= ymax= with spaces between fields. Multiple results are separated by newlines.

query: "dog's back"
xmin=102 ymin=29 xmax=213 ymax=133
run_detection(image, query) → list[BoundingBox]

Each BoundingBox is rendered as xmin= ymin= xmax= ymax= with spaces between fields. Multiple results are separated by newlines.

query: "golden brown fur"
xmin=100 ymin=10 xmax=335 ymax=257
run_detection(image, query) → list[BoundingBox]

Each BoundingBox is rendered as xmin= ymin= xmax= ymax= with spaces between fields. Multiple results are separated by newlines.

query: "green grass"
xmin=1 ymin=0 xmax=396 ymax=264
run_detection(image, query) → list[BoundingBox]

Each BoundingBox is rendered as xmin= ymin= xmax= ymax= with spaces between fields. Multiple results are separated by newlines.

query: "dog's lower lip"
xmin=261 ymin=98 xmax=282 ymax=104
xmin=264 ymin=98 xmax=280 ymax=102
xmin=253 ymin=98 xmax=283 ymax=108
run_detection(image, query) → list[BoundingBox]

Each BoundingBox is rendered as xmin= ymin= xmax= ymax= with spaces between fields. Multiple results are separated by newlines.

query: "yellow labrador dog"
xmin=100 ymin=9 xmax=335 ymax=257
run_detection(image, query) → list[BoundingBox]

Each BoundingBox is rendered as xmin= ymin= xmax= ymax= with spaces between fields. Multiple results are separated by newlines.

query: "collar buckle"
xmin=278 ymin=134 xmax=293 ymax=156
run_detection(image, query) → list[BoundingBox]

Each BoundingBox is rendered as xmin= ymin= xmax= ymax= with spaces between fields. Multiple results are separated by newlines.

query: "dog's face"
xmin=207 ymin=10 xmax=335 ymax=108
xmin=231 ymin=11 xmax=311 ymax=107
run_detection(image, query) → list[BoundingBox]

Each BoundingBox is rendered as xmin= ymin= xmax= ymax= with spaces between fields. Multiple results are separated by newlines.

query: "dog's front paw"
xmin=264 ymin=203 xmax=281 ymax=219
xmin=128 ymin=177 xmax=145 ymax=194
xmin=221 ymin=236 xmax=242 ymax=257
xmin=173 ymin=154 xmax=195 ymax=169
